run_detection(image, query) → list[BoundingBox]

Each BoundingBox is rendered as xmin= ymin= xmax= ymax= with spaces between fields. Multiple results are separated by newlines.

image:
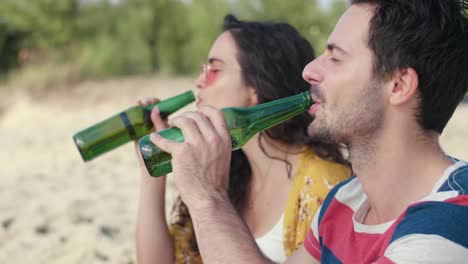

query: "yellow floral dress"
xmin=170 ymin=148 xmax=350 ymax=263
xmin=282 ymin=148 xmax=350 ymax=256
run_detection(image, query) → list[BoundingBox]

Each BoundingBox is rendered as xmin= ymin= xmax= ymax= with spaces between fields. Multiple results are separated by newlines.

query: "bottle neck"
xmin=222 ymin=91 xmax=313 ymax=149
xmin=244 ymin=91 xmax=312 ymax=116
xmin=143 ymin=90 xmax=195 ymax=118
xmin=242 ymin=91 xmax=312 ymax=131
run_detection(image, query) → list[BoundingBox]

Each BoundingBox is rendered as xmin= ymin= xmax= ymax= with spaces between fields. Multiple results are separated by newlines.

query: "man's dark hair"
xmin=352 ymin=0 xmax=468 ymax=133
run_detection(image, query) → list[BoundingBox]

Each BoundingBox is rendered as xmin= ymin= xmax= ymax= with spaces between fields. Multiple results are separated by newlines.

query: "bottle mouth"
xmin=73 ymin=134 xmax=90 ymax=162
xmin=303 ymin=91 xmax=313 ymax=109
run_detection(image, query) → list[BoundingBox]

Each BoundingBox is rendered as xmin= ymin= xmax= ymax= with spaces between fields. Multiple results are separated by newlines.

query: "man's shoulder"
xmin=390 ymin=191 xmax=468 ymax=250
xmin=389 ymin=161 xmax=468 ymax=243
xmin=382 ymin=160 xmax=468 ymax=263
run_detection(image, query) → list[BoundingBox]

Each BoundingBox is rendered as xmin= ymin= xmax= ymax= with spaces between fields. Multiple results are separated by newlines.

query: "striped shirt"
xmin=304 ymin=160 xmax=468 ymax=263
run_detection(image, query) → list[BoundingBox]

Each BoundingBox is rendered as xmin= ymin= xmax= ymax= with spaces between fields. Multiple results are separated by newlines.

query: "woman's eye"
xmin=206 ymin=69 xmax=221 ymax=85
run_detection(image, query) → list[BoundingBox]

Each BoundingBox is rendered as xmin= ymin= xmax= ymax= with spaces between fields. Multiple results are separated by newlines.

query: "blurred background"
xmin=0 ymin=0 xmax=466 ymax=263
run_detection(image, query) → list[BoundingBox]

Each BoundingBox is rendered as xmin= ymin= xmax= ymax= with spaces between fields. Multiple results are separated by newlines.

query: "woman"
xmin=136 ymin=15 xmax=350 ymax=263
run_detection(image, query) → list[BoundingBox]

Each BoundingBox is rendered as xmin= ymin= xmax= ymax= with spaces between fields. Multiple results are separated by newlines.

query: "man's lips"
xmin=308 ymin=102 xmax=320 ymax=115
xmin=309 ymin=94 xmax=322 ymax=115
xmin=311 ymin=94 xmax=322 ymax=105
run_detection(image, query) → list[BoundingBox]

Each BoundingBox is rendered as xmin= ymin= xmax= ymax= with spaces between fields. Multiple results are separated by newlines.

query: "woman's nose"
xmin=195 ymin=72 xmax=206 ymax=89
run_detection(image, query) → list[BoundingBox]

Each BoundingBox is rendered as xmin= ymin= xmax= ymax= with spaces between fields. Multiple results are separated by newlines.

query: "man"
xmin=150 ymin=0 xmax=468 ymax=263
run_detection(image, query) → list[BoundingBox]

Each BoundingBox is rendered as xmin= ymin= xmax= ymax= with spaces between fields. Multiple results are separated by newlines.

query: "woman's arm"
xmin=135 ymin=99 xmax=174 ymax=264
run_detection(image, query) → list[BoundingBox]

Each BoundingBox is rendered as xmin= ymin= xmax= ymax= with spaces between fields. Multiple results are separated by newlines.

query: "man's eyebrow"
xmin=327 ymin=43 xmax=350 ymax=56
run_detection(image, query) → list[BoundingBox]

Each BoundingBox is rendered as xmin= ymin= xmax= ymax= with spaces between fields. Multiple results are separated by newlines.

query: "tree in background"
xmin=235 ymin=0 xmax=347 ymax=52
xmin=0 ymin=0 xmax=78 ymax=49
xmin=0 ymin=0 xmax=348 ymax=79
xmin=0 ymin=19 xmax=25 ymax=74
xmin=175 ymin=0 xmax=230 ymax=74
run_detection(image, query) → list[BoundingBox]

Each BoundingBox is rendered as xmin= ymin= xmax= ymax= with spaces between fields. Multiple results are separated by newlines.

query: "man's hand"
xmin=149 ymin=107 xmax=269 ymax=263
xmin=147 ymin=106 xmax=315 ymax=263
xmin=149 ymin=106 xmax=232 ymax=208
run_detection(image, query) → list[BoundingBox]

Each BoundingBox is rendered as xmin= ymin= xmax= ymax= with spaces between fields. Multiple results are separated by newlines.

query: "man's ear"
xmin=389 ymin=67 xmax=419 ymax=106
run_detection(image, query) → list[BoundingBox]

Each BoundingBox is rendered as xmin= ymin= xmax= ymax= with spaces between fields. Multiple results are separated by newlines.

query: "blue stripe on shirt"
xmin=390 ymin=201 xmax=468 ymax=247
xmin=438 ymin=165 xmax=468 ymax=194
xmin=321 ymin=245 xmax=343 ymax=264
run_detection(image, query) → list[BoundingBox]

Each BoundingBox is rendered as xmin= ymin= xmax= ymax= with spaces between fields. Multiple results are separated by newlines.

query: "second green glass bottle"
xmin=73 ymin=90 xmax=195 ymax=161
xmin=139 ymin=91 xmax=313 ymax=177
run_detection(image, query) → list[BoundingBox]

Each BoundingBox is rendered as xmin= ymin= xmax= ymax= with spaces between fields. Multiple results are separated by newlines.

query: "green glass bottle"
xmin=139 ymin=91 xmax=313 ymax=177
xmin=73 ymin=90 xmax=195 ymax=161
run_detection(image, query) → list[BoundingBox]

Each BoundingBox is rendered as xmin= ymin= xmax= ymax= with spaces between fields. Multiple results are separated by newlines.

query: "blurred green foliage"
xmin=0 ymin=0 xmax=347 ymax=78
xmin=0 ymin=20 xmax=23 ymax=74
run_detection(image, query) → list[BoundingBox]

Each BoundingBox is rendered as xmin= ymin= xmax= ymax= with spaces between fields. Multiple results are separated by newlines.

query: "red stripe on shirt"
xmin=319 ymin=199 xmax=401 ymax=263
xmin=304 ymin=229 xmax=321 ymax=260
xmin=444 ymin=194 xmax=468 ymax=206
xmin=374 ymin=255 xmax=396 ymax=264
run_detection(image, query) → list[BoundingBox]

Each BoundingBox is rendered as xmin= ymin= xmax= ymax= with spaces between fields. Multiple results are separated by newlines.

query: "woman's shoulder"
xmin=294 ymin=147 xmax=351 ymax=187
xmin=282 ymin=147 xmax=350 ymax=255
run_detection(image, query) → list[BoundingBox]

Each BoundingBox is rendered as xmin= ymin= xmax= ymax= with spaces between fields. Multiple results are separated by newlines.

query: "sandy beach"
xmin=0 ymin=76 xmax=193 ymax=264
xmin=0 ymin=76 xmax=467 ymax=263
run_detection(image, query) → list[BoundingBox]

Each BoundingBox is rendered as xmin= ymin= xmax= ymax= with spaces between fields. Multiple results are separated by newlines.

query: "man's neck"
xmin=349 ymin=126 xmax=453 ymax=224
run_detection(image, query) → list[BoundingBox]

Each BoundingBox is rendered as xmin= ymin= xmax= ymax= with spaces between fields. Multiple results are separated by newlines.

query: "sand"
xmin=0 ymin=76 xmax=466 ymax=263
xmin=0 ymin=76 xmax=192 ymax=264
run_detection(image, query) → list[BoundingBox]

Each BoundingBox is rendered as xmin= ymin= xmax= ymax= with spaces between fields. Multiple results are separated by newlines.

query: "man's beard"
xmin=307 ymin=80 xmax=384 ymax=146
